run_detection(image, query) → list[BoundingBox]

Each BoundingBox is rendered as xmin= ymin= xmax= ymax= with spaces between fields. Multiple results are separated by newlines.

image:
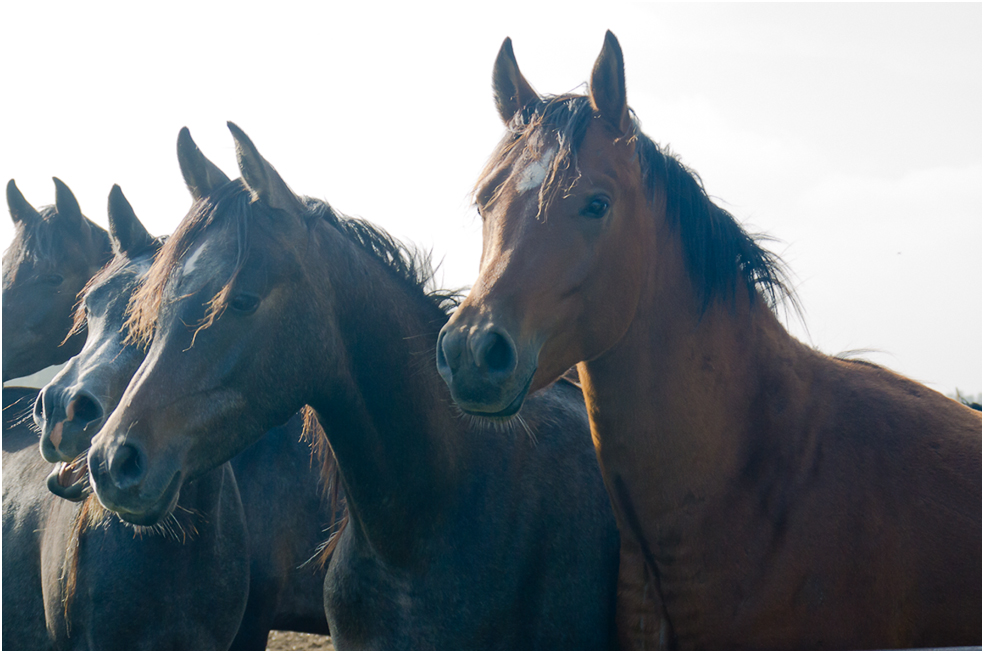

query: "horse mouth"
xmin=47 ymin=459 xmax=90 ymax=502
xmin=456 ymin=372 xmax=533 ymax=419
xmin=108 ymin=471 xmax=184 ymax=527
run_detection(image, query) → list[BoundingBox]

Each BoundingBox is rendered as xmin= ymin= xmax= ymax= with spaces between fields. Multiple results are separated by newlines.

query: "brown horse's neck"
xmin=307 ymin=234 xmax=462 ymax=564
xmin=582 ymin=247 xmax=811 ymax=520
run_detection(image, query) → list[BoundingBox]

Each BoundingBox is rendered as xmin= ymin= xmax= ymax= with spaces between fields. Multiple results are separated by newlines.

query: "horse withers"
xmin=437 ymin=32 xmax=982 ymax=649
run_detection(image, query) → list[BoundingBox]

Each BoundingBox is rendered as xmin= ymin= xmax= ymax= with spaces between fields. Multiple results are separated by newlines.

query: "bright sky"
xmin=2 ymin=3 xmax=981 ymax=396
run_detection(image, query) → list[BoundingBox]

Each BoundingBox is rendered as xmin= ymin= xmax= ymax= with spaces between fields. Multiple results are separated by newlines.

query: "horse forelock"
xmin=126 ymin=181 xmax=253 ymax=347
xmin=479 ymin=92 xmax=795 ymax=316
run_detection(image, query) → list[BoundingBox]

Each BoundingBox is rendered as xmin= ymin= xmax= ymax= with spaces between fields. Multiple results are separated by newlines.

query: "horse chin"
xmin=46 ymin=460 xmax=90 ymax=502
xmin=93 ymin=468 xmax=185 ymax=527
xmin=454 ymin=371 xmax=534 ymax=420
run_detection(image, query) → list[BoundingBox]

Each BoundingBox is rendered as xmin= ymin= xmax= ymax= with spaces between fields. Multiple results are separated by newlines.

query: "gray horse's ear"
xmin=107 ymin=185 xmax=154 ymax=257
xmin=6 ymin=179 xmax=42 ymax=226
xmin=588 ymin=31 xmax=630 ymax=133
xmin=228 ymin=121 xmax=305 ymax=216
xmin=177 ymin=127 xmax=231 ymax=201
xmin=52 ymin=177 xmax=84 ymax=223
xmin=492 ymin=37 xmax=539 ymax=125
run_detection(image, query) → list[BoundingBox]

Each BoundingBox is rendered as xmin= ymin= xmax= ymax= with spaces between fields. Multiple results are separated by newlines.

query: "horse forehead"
xmin=513 ymin=144 xmax=557 ymax=194
xmin=173 ymin=237 xmax=231 ymax=294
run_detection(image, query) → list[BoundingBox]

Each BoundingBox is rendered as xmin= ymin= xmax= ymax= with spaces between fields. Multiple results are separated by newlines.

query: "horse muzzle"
xmin=436 ymin=321 xmax=538 ymax=418
xmin=88 ymin=436 xmax=184 ymax=526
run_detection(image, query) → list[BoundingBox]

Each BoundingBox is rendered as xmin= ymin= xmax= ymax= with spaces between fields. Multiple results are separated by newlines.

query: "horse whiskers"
xmin=456 ymin=409 xmax=538 ymax=445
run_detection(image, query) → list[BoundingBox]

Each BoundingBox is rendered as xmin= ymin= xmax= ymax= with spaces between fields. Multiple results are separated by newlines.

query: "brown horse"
xmin=437 ymin=32 xmax=982 ymax=649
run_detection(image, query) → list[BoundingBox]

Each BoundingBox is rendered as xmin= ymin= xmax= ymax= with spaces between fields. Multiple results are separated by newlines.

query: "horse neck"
xmin=581 ymin=217 xmax=811 ymax=518
xmin=306 ymin=232 xmax=462 ymax=563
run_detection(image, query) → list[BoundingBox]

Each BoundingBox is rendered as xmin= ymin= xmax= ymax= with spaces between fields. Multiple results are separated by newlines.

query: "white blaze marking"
xmin=182 ymin=241 xmax=208 ymax=277
xmin=515 ymin=147 xmax=556 ymax=194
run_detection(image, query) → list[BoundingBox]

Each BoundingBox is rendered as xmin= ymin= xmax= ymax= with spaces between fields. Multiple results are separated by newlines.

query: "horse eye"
xmin=229 ymin=293 xmax=260 ymax=315
xmin=581 ymin=196 xmax=610 ymax=219
xmin=39 ymin=273 xmax=64 ymax=286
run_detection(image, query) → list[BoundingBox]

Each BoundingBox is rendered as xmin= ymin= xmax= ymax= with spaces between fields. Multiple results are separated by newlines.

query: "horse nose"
xmin=106 ymin=442 xmax=147 ymax=491
xmin=471 ymin=327 xmax=517 ymax=377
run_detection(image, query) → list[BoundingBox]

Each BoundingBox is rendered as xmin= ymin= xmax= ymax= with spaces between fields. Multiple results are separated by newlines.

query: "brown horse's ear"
xmin=589 ymin=31 xmax=631 ymax=133
xmin=177 ymin=127 xmax=231 ymax=202
xmin=6 ymin=179 xmax=42 ymax=226
xmin=52 ymin=177 xmax=84 ymax=223
xmin=107 ymin=185 xmax=155 ymax=257
xmin=227 ymin=121 xmax=306 ymax=217
xmin=492 ymin=37 xmax=539 ymax=124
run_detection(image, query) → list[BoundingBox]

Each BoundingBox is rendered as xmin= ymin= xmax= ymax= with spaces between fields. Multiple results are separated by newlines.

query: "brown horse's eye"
xmin=39 ymin=273 xmax=64 ymax=286
xmin=229 ymin=293 xmax=260 ymax=315
xmin=581 ymin=196 xmax=610 ymax=219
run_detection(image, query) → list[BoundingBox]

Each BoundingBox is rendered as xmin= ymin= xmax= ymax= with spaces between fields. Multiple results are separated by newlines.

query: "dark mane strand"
xmin=479 ymin=93 xmax=794 ymax=314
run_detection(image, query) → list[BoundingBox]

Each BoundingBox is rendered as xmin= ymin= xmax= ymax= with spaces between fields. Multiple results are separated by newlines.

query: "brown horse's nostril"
xmin=474 ymin=329 xmax=517 ymax=376
xmin=109 ymin=442 xmax=145 ymax=490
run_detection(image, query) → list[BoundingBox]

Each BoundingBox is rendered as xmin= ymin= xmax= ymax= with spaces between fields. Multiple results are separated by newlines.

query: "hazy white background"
xmin=2 ymin=2 xmax=981 ymax=397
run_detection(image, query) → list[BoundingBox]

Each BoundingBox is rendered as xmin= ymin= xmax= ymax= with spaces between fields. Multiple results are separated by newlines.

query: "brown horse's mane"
xmin=477 ymin=93 xmax=795 ymax=315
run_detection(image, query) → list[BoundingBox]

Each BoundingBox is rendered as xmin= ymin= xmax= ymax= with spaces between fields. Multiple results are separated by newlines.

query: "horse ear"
xmin=177 ymin=127 xmax=231 ymax=201
xmin=588 ymin=31 xmax=630 ymax=133
xmin=107 ymin=185 xmax=154 ymax=257
xmin=227 ymin=122 xmax=306 ymax=216
xmin=6 ymin=179 xmax=41 ymax=226
xmin=492 ymin=37 xmax=538 ymax=125
xmin=52 ymin=177 xmax=84 ymax=223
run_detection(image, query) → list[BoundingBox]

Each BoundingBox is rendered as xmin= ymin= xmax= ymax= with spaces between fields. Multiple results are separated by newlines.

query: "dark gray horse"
xmin=87 ymin=125 xmax=619 ymax=649
xmin=2 ymin=178 xmax=112 ymax=382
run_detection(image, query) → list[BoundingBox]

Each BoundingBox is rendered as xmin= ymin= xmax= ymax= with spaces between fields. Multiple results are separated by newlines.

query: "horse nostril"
xmin=109 ymin=443 xmax=145 ymax=490
xmin=437 ymin=328 xmax=465 ymax=377
xmin=68 ymin=393 xmax=103 ymax=426
xmin=436 ymin=332 xmax=449 ymax=371
xmin=34 ymin=390 xmax=48 ymax=424
xmin=475 ymin=329 xmax=517 ymax=375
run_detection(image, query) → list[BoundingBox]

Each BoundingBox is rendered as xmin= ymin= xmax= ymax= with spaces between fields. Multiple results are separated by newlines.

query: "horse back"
xmin=783 ymin=354 xmax=981 ymax=646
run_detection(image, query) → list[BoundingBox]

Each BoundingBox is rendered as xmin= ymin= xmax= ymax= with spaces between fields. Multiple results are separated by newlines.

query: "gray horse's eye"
xmin=229 ymin=293 xmax=260 ymax=315
xmin=39 ymin=273 xmax=65 ymax=286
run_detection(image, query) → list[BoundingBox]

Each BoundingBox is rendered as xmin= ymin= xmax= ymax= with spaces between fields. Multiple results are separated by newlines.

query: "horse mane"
xmin=128 ymin=180 xmax=461 ymax=346
xmin=2 ymin=206 xmax=111 ymax=285
xmin=478 ymin=92 xmax=794 ymax=315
